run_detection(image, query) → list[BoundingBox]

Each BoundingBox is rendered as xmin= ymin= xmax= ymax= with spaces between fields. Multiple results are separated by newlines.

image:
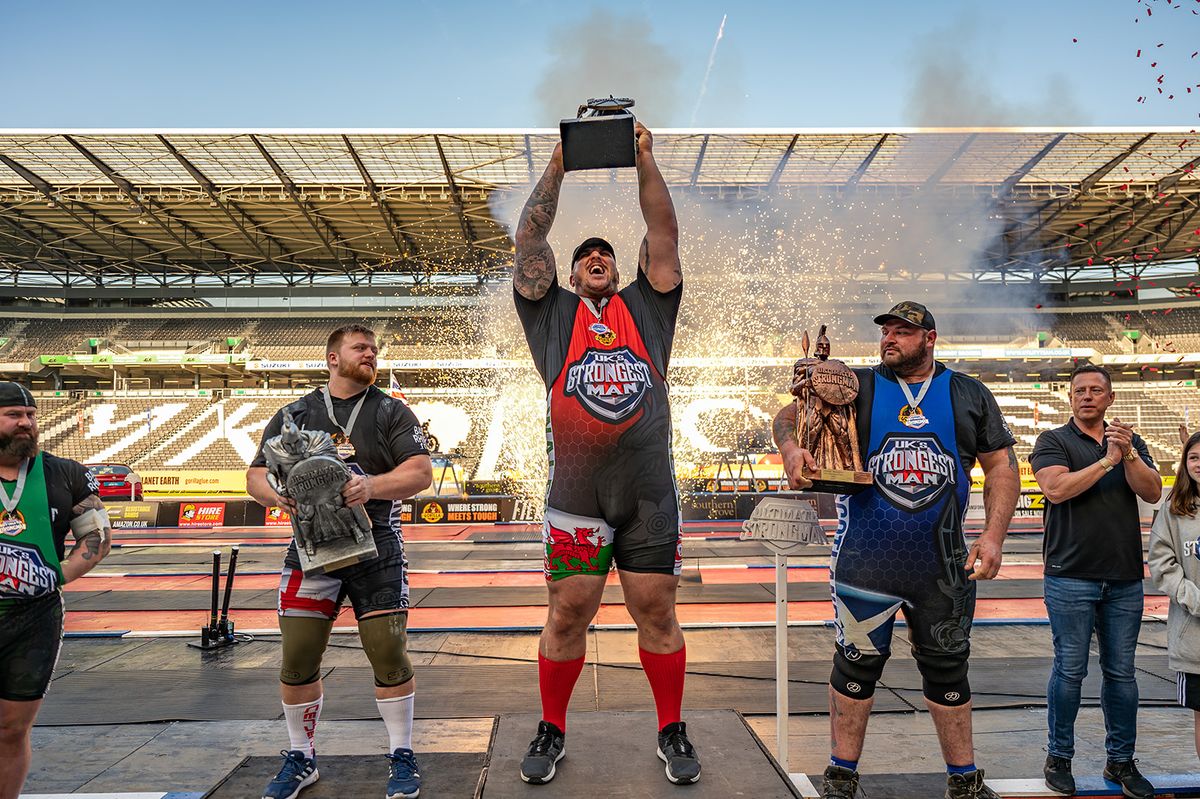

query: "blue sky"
xmin=5 ymin=0 xmax=1200 ymax=128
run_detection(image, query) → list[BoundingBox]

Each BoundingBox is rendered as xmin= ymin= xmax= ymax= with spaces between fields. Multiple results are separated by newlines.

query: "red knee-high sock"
xmin=538 ymin=652 xmax=586 ymax=731
xmin=639 ymin=645 xmax=686 ymax=730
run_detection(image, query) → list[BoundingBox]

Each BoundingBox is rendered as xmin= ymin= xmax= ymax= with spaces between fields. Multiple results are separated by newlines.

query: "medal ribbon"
xmin=321 ymin=386 xmax=368 ymax=443
xmin=0 ymin=458 xmax=29 ymax=513
xmin=897 ymin=368 xmax=934 ymax=415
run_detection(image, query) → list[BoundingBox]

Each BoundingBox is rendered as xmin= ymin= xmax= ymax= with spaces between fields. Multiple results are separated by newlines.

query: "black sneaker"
xmin=820 ymin=764 xmax=860 ymax=799
xmin=945 ymin=769 xmax=1001 ymax=799
xmin=1043 ymin=755 xmax=1075 ymax=795
xmin=1103 ymin=759 xmax=1154 ymax=799
xmin=520 ymin=721 xmax=565 ymax=784
xmin=656 ymin=721 xmax=701 ymax=784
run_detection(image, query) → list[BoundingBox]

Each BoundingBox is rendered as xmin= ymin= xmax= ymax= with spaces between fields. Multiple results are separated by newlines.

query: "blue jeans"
xmin=1044 ymin=575 xmax=1144 ymax=761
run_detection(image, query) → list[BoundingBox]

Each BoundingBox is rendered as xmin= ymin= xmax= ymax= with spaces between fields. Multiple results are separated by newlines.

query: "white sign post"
xmin=125 ymin=471 xmax=141 ymax=501
xmin=739 ymin=496 xmax=826 ymax=773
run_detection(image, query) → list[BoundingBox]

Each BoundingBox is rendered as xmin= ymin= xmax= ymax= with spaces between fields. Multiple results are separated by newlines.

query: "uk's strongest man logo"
xmin=868 ymin=433 xmax=958 ymax=512
xmin=564 ymin=347 xmax=653 ymax=423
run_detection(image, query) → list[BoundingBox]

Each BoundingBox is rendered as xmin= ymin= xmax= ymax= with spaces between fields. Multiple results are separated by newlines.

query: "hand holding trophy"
xmin=790 ymin=326 xmax=872 ymax=494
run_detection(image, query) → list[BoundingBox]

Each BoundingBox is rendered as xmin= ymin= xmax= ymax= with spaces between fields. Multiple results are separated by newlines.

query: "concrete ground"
xmin=24 ymin=624 xmax=1200 ymax=795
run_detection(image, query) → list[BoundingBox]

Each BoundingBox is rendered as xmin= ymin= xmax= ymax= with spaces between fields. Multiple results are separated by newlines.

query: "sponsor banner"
xmin=246 ymin=358 xmax=531 ymax=372
xmin=38 ymin=354 xmax=243 ymax=367
xmin=177 ymin=502 xmax=226 ymax=527
xmin=264 ymin=506 xmax=293 ymax=527
xmin=682 ymin=492 xmax=836 ymax=521
xmin=971 ymin=460 xmax=1039 ymax=491
xmin=395 ymin=497 xmax=519 ymax=524
xmin=107 ymin=502 xmax=159 ymax=529
xmin=141 ymin=470 xmax=248 ymax=496
xmin=966 ymin=488 xmax=1044 ymax=521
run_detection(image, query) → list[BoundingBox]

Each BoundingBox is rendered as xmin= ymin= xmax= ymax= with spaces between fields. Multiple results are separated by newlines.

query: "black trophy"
xmin=560 ymin=96 xmax=637 ymax=172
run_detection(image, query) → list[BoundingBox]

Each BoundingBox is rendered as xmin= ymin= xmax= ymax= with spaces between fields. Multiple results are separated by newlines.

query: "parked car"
xmin=85 ymin=463 xmax=143 ymax=502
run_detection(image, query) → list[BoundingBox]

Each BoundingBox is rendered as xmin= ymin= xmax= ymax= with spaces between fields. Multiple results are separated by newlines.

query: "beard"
xmin=0 ymin=431 xmax=38 ymax=460
xmin=881 ymin=341 xmax=930 ymax=376
xmin=337 ymin=360 xmax=376 ymax=384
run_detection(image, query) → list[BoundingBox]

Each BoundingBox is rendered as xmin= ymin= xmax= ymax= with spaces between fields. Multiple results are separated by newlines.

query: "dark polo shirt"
xmin=1029 ymin=418 xmax=1153 ymax=581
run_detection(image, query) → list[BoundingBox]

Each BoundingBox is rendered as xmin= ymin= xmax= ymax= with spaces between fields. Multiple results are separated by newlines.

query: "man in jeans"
xmin=1031 ymin=364 xmax=1162 ymax=798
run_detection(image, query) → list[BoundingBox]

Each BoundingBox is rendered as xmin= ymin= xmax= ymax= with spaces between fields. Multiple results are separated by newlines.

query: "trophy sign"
xmin=792 ymin=325 xmax=872 ymax=494
xmin=262 ymin=411 xmax=376 ymax=575
xmin=560 ymin=96 xmax=636 ymax=172
xmin=740 ymin=496 xmax=827 ymax=554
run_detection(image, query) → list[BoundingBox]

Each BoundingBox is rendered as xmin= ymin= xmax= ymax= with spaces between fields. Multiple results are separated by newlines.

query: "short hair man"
xmin=0 ymin=382 xmax=112 ymax=799
xmin=247 ymin=325 xmax=433 ymax=799
xmin=512 ymin=123 xmax=698 ymax=785
xmin=1031 ymin=364 xmax=1162 ymax=798
xmin=775 ymin=302 xmax=1020 ymax=799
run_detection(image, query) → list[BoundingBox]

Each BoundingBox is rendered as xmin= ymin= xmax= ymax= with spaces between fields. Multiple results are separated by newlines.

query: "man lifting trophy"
xmin=788 ymin=325 xmax=871 ymax=494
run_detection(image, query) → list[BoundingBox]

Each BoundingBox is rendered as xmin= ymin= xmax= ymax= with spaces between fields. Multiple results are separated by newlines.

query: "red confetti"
xmin=1152 ymin=62 xmax=1158 ymax=67
xmin=1073 ymin=38 xmax=1078 ymax=43
xmin=1137 ymin=49 xmax=1142 ymax=57
xmin=1157 ymin=42 xmax=1165 ymax=47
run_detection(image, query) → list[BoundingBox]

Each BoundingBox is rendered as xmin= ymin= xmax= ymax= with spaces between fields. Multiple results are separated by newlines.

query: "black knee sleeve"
xmin=359 ymin=611 xmax=414 ymax=688
xmin=279 ymin=615 xmax=334 ymax=686
xmin=830 ymin=644 xmax=889 ymax=700
xmin=914 ymin=648 xmax=971 ymax=706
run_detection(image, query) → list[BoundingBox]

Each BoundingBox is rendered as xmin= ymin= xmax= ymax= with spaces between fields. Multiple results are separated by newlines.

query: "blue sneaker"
xmin=385 ymin=747 xmax=421 ymax=799
xmin=262 ymin=749 xmax=318 ymax=799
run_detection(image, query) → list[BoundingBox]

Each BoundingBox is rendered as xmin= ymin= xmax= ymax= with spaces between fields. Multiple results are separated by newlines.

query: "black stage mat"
xmin=318 ymin=664 xmax=594 ymax=720
xmin=35 ymin=667 xmax=324 ymax=725
xmin=64 ymin=587 xmax=433 ymax=612
xmin=410 ymin=584 xmax=773 ymax=609
xmin=848 ymin=772 xmax=958 ymax=799
xmin=879 ymin=656 xmax=1178 ymax=708
xmin=773 ymin=579 xmax=1163 ymax=602
xmin=206 ymin=752 xmax=486 ymax=799
xmin=596 ymin=659 xmax=913 ymax=714
xmin=484 ymin=710 xmax=799 ymax=798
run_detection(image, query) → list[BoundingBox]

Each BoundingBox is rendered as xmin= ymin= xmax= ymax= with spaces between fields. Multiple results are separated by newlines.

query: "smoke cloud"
xmin=534 ymin=8 xmax=683 ymax=127
xmin=903 ymin=19 xmax=1089 ymax=126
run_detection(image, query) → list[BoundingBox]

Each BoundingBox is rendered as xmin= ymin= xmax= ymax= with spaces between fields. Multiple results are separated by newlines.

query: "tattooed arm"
xmin=967 ymin=445 xmax=1020 ymax=581
xmin=634 ymin=123 xmax=681 ymax=292
xmin=773 ymin=402 xmax=815 ymax=490
xmin=61 ymin=494 xmax=112 ymax=583
xmin=513 ymin=143 xmax=565 ymax=301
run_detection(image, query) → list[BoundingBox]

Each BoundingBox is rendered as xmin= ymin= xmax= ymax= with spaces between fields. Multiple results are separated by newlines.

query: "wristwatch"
xmin=1098 ymin=457 xmax=1114 ymax=472
xmin=1123 ymin=451 xmax=1137 ymax=462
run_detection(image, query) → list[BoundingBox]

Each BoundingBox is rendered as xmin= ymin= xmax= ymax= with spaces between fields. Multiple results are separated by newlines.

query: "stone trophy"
xmin=262 ymin=411 xmax=376 ymax=575
xmin=560 ymin=96 xmax=637 ymax=172
xmin=791 ymin=325 xmax=872 ymax=494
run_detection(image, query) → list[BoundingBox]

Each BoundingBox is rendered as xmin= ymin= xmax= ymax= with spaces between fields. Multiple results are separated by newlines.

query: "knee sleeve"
xmin=359 ymin=611 xmax=414 ymax=688
xmin=279 ymin=615 xmax=334 ymax=686
xmin=830 ymin=644 xmax=888 ymax=700
xmin=914 ymin=648 xmax=971 ymax=706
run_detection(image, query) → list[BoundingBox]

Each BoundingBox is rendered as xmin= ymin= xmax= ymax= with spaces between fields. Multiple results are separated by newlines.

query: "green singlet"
xmin=0 ymin=453 xmax=62 ymax=609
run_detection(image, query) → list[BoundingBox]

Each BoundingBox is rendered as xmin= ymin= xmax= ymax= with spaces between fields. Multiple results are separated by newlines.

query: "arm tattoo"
xmin=69 ymin=531 xmax=102 ymax=561
xmin=772 ymin=404 xmax=798 ymax=449
xmin=1006 ymin=446 xmax=1019 ymax=474
xmin=514 ymin=163 xmax=564 ymax=299
xmin=638 ymin=236 xmax=650 ymax=273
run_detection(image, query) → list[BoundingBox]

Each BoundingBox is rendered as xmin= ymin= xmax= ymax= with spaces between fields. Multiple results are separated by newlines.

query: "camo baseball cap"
xmin=873 ymin=300 xmax=937 ymax=331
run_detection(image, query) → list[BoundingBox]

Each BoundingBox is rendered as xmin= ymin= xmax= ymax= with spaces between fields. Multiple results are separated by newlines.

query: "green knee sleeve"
xmin=279 ymin=615 xmax=334 ymax=686
xmin=359 ymin=611 xmax=414 ymax=687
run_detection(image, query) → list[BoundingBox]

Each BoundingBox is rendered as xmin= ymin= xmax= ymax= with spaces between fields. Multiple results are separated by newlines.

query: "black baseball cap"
xmin=571 ymin=237 xmax=616 ymax=265
xmin=873 ymin=300 xmax=937 ymax=331
xmin=0 ymin=382 xmax=35 ymax=408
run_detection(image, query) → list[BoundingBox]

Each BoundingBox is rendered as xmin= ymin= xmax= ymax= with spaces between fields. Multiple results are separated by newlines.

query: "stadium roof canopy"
xmin=0 ymin=129 xmax=1198 ymax=300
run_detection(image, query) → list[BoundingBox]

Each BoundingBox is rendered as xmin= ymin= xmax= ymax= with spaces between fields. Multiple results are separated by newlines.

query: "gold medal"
xmin=899 ymin=404 xmax=929 ymax=429
xmin=334 ymin=434 xmax=356 ymax=460
xmin=0 ymin=510 xmax=26 ymax=536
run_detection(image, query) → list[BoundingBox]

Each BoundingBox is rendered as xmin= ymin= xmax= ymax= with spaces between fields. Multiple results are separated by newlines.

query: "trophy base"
xmin=297 ymin=535 xmax=378 ymax=576
xmin=560 ymin=114 xmax=636 ymax=171
xmin=802 ymin=468 xmax=873 ymax=495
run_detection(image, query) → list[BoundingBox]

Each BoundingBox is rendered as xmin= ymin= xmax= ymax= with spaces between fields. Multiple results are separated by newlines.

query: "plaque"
xmin=262 ymin=411 xmax=376 ymax=575
xmin=560 ymin=96 xmax=637 ymax=172
xmin=739 ymin=496 xmax=827 ymax=554
xmin=792 ymin=326 xmax=872 ymax=494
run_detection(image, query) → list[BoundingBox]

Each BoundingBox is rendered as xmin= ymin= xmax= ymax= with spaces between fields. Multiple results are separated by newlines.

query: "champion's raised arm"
xmin=513 ymin=143 xmax=565 ymax=301
xmin=634 ymin=123 xmax=681 ymax=292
